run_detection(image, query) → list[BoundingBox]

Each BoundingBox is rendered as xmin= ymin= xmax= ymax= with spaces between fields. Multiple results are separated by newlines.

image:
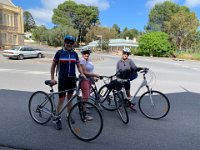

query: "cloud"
xmin=146 ymin=0 xmax=175 ymax=8
xmin=184 ymin=0 xmax=200 ymax=8
xmin=75 ymin=0 xmax=110 ymax=10
xmin=27 ymin=0 xmax=110 ymax=27
xmin=27 ymin=8 xmax=53 ymax=26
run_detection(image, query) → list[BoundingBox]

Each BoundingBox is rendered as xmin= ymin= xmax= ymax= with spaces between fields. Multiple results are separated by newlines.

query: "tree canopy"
xmin=146 ymin=1 xmax=199 ymax=51
xmin=146 ymin=1 xmax=189 ymax=31
xmin=52 ymin=1 xmax=99 ymax=44
xmin=23 ymin=11 xmax=36 ymax=32
xmin=139 ymin=31 xmax=174 ymax=57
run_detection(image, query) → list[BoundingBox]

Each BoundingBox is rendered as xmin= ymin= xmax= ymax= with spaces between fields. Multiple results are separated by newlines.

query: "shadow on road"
xmin=0 ymin=89 xmax=200 ymax=150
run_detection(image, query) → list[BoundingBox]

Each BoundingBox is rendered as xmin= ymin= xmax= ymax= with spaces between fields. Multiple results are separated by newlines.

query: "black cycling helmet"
xmin=64 ymin=35 xmax=76 ymax=42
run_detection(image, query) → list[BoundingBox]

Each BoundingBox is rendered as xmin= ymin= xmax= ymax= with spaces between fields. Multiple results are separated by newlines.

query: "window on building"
xmin=11 ymin=15 xmax=14 ymax=26
xmin=2 ymin=33 xmax=7 ymax=44
xmin=2 ymin=12 xmax=14 ymax=26
xmin=13 ymin=35 xmax=17 ymax=45
xmin=3 ymin=14 xmax=6 ymax=25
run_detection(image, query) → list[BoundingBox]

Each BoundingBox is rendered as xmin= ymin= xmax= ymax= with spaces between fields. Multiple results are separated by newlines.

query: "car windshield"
xmin=10 ymin=47 xmax=20 ymax=50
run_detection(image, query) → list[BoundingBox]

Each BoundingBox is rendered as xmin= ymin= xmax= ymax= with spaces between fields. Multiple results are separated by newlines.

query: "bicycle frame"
xmin=122 ymin=70 xmax=152 ymax=103
xmin=46 ymin=79 xmax=82 ymax=116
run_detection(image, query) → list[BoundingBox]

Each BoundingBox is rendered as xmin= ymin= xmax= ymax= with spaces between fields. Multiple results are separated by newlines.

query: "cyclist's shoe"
xmin=129 ymin=103 xmax=137 ymax=112
xmin=127 ymin=96 xmax=132 ymax=100
xmin=85 ymin=115 xmax=93 ymax=121
xmin=55 ymin=119 xmax=62 ymax=130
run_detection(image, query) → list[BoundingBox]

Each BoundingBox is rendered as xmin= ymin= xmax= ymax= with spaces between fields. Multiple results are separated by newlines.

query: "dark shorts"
xmin=124 ymin=81 xmax=130 ymax=90
xmin=58 ymin=77 xmax=76 ymax=97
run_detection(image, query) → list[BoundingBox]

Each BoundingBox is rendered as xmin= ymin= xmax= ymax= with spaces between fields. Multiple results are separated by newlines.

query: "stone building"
xmin=0 ymin=0 xmax=24 ymax=49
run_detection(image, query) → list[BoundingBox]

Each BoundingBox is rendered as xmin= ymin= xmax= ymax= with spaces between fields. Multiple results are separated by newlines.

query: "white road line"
xmin=137 ymin=58 xmax=200 ymax=72
xmin=0 ymin=69 xmax=14 ymax=72
xmin=26 ymin=71 xmax=50 ymax=75
xmin=0 ymin=67 xmax=49 ymax=76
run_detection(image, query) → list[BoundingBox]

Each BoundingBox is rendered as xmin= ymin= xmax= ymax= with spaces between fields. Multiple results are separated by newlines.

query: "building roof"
xmin=87 ymin=38 xmax=138 ymax=47
xmin=0 ymin=0 xmax=16 ymax=7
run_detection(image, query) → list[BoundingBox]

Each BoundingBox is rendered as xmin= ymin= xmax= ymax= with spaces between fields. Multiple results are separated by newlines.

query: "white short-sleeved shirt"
xmin=80 ymin=58 xmax=94 ymax=80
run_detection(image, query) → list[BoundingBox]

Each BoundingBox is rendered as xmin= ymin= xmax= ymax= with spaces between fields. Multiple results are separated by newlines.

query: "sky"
xmin=12 ymin=0 xmax=200 ymax=31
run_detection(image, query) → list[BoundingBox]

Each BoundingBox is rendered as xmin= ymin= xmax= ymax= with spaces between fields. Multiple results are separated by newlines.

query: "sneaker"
xmin=55 ymin=119 xmax=62 ymax=130
xmin=85 ymin=115 xmax=93 ymax=121
xmin=129 ymin=103 xmax=137 ymax=112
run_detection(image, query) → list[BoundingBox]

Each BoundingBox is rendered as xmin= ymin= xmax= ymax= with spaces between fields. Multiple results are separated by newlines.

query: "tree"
xmin=146 ymin=1 xmax=189 ymax=31
xmin=112 ymin=24 xmax=120 ymax=35
xmin=23 ymin=11 xmax=36 ymax=32
xmin=146 ymin=1 xmax=199 ymax=51
xmin=52 ymin=1 xmax=99 ymax=44
xmin=164 ymin=11 xmax=199 ymax=50
xmin=47 ymin=25 xmax=78 ymax=47
xmin=122 ymin=28 xmax=139 ymax=39
xmin=138 ymin=31 xmax=174 ymax=57
xmin=86 ymin=26 xmax=118 ymax=51
xmin=32 ymin=25 xmax=47 ymax=43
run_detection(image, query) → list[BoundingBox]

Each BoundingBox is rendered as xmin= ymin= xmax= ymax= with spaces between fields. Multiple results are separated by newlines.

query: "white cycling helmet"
xmin=123 ymin=48 xmax=131 ymax=54
xmin=80 ymin=46 xmax=92 ymax=54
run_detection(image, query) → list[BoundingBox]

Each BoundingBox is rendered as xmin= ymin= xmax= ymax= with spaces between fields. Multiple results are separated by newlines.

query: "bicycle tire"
xmin=138 ymin=90 xmax=170 ymax=119
xmin=98 ymin=85 xmax=118 ymax=111
xmin=68 ymin=101 xmax=103 ymax=142
xmin=115 ymin=92 xmax=129 ymax=124
xmin=28 ymin=91 xmax=53 ymax=124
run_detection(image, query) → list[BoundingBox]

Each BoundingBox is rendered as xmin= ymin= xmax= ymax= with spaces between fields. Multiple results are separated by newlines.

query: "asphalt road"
xmin=0 ymin=49 xmax=200 ymax=150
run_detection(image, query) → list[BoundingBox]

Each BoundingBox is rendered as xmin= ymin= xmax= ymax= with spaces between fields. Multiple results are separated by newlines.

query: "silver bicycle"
xmin=28 ymin=76 xmax=103 ymax=142
xmin=98 ymin=68 xmax=170 ymax=120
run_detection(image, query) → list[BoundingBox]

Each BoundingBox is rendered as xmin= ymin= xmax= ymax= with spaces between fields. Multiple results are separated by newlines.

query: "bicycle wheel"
xmin=68 ymin=101 xmax=103 ymax=142
xmin=28 ymin=91 xmax=53 ymax=124
xmin=138 ymin=90 xmax=170 ymax=119
xmin=98 ymin=85 xmax=117 ymax=111
xmin=87 ymin=86 xmax=97 ymax=108
xmin=115 ymin=92 xmax=129 ymax=124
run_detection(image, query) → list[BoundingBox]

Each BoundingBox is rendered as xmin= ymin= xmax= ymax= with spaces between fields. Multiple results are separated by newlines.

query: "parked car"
xmin=2 ymin=46 xmax=44 ymax=60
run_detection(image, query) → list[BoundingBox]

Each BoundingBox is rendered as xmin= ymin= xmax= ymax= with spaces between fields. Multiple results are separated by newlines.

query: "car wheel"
xmin=18 ymin=54 xmax=24 ymax=60
xmin=37 ymin=53 xmax=42 ymax=58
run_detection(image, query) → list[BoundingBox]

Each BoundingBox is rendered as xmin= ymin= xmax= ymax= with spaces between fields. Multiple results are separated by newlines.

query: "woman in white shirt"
xmin=79 ymin=47 xmax=99 ymax=120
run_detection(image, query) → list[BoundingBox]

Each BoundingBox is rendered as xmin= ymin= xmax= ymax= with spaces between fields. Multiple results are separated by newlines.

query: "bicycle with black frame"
xmin=88 ymin=73 xmax=129 ymax=124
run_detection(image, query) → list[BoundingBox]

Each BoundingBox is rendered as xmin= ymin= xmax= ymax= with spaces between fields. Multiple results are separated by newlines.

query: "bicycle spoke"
xmin=29 ymin=91 xmax=53 ymax=124
xmin=68 ymin=101 xmax=103 ymax=141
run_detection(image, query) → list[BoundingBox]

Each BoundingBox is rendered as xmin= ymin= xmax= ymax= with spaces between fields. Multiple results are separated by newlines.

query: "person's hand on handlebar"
xmin=136 ymin=67 xmax=149 ymax=72
xmin=80 ymin=73 xmax=86 ymax=79
xmin=50 ymin=79 xmax=57 ymax=86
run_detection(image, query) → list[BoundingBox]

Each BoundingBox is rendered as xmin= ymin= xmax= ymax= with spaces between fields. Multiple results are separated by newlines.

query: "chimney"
xmin=126 ymin=37 xmax=129 ymax=41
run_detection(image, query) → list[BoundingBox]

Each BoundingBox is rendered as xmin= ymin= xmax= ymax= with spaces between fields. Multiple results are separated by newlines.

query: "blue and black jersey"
xmin=53 ymin=49 xmax=79 ymax=78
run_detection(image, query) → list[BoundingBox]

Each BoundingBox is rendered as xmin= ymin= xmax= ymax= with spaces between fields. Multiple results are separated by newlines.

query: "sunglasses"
xmin=123 ymin=52 xmax=130 ymax=55
xmin=64 ymin=41 xmax=74 ymax=45
xmin=82 ymin=51 xmax=90 ymax=55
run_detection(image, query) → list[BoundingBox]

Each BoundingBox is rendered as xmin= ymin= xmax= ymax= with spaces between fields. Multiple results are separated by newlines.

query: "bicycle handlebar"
xmin=99 ymin=67 xmax=149 ymax=80
xmin=45 ymin=80 xmax=57 ymax=87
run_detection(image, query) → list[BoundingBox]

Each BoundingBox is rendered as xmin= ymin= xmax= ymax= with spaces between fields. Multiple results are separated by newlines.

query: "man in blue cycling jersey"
xmin=50 ymin=35 xmax=85 ymax=130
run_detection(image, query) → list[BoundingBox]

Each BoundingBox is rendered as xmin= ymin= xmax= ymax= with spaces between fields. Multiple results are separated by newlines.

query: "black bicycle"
xmin=88 ymin=74 xmax=129 ymax=124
